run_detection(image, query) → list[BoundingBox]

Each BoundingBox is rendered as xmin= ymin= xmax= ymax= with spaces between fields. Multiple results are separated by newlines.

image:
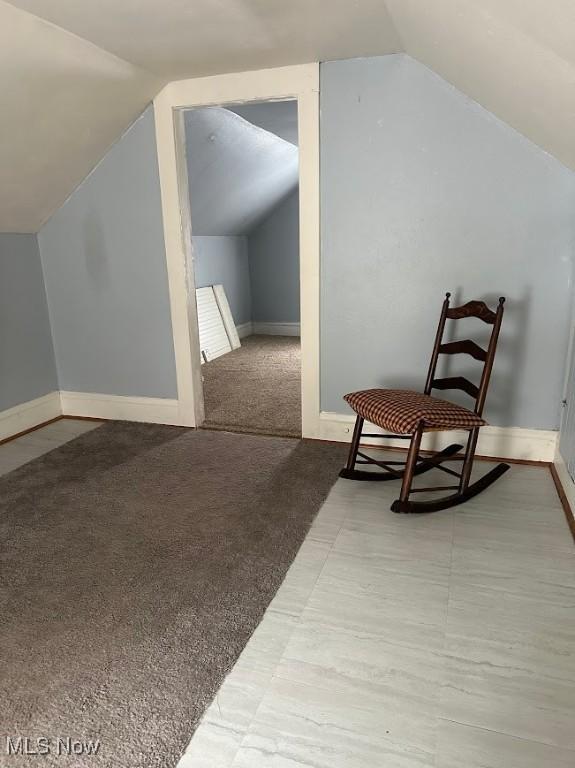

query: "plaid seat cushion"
xmin=344 ymin=388 xmax=486 ymax=434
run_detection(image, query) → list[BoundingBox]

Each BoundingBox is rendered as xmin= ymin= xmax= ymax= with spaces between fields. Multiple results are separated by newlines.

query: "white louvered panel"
xmin=196 ymin=287 xmax=232 ymax=363
xmin=213 ymin=283 xmax=241 ymax=350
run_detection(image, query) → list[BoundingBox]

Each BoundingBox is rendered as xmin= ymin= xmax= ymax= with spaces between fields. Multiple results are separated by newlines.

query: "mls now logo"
xmin=6 ymin=736 xmax=101 ymax=756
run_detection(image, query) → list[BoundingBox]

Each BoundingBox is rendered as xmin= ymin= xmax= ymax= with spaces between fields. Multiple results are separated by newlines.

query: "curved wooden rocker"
xmin=339 ymin=293 xmax=510 ymax=513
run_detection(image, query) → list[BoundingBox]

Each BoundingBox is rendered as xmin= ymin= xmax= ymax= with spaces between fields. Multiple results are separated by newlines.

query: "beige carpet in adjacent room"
xmin=202 ymin=334 xmax=301 ymax=437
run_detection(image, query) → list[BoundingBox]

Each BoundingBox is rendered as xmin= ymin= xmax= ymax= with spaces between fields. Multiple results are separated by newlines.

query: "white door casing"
xmin=153 ymin=64 xmax=320 ymax=436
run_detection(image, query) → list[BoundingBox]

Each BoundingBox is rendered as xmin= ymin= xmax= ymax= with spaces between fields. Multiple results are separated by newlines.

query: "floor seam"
xmin=217 ymin=492 xmax=349 ymax=766
xmin=437 ymin=715 xmax=575 ymax=752
xmin=432 ymin=505 xmax=458 ymax=767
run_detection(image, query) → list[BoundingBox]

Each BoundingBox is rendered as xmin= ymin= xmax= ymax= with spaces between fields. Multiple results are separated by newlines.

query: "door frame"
xmin=153 ymin=63 xmax=320 ymax=437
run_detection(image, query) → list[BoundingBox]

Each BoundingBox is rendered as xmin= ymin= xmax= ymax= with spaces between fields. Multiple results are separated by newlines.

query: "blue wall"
xmin=38 ymin=106 xmax=178 ymax=399
xmin=193 ymin=236 xmax=252 ymax=325
xmin=0 ymin=234 xmax=58 ymax=410
xmin=248 ymin=189 xmax=300 ymax=324
xmin=27 ymin=55 xmax=575 ymax=431
xmin=186 ymin=103 xmax=300 ymax=326
xmin=320 ymin=55 xmax=575 ymax=429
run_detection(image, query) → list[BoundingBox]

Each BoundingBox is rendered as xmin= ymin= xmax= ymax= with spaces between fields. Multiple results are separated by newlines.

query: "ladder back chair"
xmin=340 ymin=293 xmax=509 ymax=513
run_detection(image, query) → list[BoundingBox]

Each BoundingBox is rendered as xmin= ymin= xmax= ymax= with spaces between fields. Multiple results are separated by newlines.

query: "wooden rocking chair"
xmin=340 ymin=293 xmax=510 ymax=513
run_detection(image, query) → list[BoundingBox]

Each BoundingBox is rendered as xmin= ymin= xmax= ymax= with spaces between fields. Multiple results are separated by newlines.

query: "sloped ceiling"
xmin=6 ymin=0 xmax=402 ymax=80
xmin=386 ymin=0 xmax=575 ymax=177
xmin=185 ymin=108 xmax=298 ymax=235
xmin=3 ymin=0 xmax=575 ymax=232
xmin=0 ymin=0 xmax=161 ymax=233
xmin=228 ymin=101 xmax=298 ymax=146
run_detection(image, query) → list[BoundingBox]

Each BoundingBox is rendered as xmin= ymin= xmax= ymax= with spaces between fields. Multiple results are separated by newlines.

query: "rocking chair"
xmin=340 ymin=293 xmax=510 ymax=513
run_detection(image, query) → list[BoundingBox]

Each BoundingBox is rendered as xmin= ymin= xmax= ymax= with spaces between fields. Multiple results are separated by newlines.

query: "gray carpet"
xmin=1 ymin=422 xmax=346 ymax=767
xmin=202 ymin=334 xmax=301 ymax=437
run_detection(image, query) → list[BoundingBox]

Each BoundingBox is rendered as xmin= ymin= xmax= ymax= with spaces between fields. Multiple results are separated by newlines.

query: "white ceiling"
xmin=2 ymin=0 xmax=575 ymax=232
xmin=0 ymin=0 xmax=161 ymax=233
xmin=7 ymin=0 xmax=402 ymax=80
xmin=386 ymin=0 xmax=575 ymax=177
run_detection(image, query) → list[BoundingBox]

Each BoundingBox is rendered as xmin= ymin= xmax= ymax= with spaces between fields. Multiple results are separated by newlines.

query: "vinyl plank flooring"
xmin=301 ymin=554 xmax=450 ymax=627
xmin=332 ymin=524 xmax=452 ymax=585
xmin=440 ymin=582 xmax=575 ymax=749
xmin=0 ymin=421 xmax=102 ymax=476
xmin=179 ymin=667 xmax=273 ymax=768
xmin=178 ymin=536 xmax=330 ymax=768
xmin=274 ymin=599 xmax=446 ymax=754
xmin=0 ymin=441 xmax=53 ymax=475
xmin=180 ymin=461 xmax=575 ymax=767
xmin=435 ymin=720 xmax=575 ymax=768
xmin=265 ymin=538 xmax=333 ymax=618
xmin=36 ymin=418 xmax=101 ymax=438
xmin=230 ymin=677 xmax=437 ymax=768
xmin=452 ymin=513 xmax=574 ymax=556
xmin=449 ymin=533 xmax=575 ymax=604
xmin=441 ymin=463 xmax=575 ymax=749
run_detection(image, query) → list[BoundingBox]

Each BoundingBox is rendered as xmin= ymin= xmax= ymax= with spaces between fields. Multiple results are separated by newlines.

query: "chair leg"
xmin=344 ymin=416 xmax=364 ymax=471
xmin=459 ymin=427 xmax=479 ymax=492
xmin=395 ymin=422 xmax=424 ymax=510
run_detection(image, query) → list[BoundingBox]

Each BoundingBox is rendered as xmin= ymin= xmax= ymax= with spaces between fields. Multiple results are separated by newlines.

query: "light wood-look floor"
xmin=0 ymin=418 xmax=101 ymax=476
xmin=179 ymin=456 xmax=575 ymax=768
xmin=1 ymin=429 xmax=572 ymax=767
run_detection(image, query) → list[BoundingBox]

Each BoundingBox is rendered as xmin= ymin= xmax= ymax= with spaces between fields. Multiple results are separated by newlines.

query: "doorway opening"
xmin=182 ymin=100 xmax=301 ymax=437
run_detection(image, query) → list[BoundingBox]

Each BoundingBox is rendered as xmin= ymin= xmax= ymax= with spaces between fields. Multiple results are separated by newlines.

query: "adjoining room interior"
xmin=2 ymin=3 xmax=575 ymax=767
xmin=184 ymin=100 xmax=301 ymax=437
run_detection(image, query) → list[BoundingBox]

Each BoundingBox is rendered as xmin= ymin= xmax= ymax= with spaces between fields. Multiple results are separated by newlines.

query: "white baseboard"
xmin=60 ymin=391 xmax=181 ymax=426
xmin=319 ymin=411 xmax=558 ymax=462
xmin=236 ymin=322 xmax=253 ymax=339
xmin=0 ymin=393 xmax=559 ymax=464
xmin=252 ymin=322 xmax=300 ymax=337
xmin=0 ymin=392 xmax=62 ymax=442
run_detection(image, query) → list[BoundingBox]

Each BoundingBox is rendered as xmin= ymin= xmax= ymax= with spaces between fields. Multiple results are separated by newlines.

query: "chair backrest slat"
xmin=438 ymin=340 xmax=487 ymax=362
xmin=445 ymin=300 xmax=497 ymax=324
xmin=432 ymin=376 xmax=479 ymax=400
xmin=424 ymin=293 xmax=505 ymax=416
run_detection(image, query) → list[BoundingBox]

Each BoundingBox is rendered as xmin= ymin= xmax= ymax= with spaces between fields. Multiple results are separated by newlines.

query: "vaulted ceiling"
xmin=185 ymin=107 xmax=298 ymax=235
xmin=2 ymin=0 xmax=575 ymax=232
xmin=229 ymin=102 xmax=299 ymax=146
